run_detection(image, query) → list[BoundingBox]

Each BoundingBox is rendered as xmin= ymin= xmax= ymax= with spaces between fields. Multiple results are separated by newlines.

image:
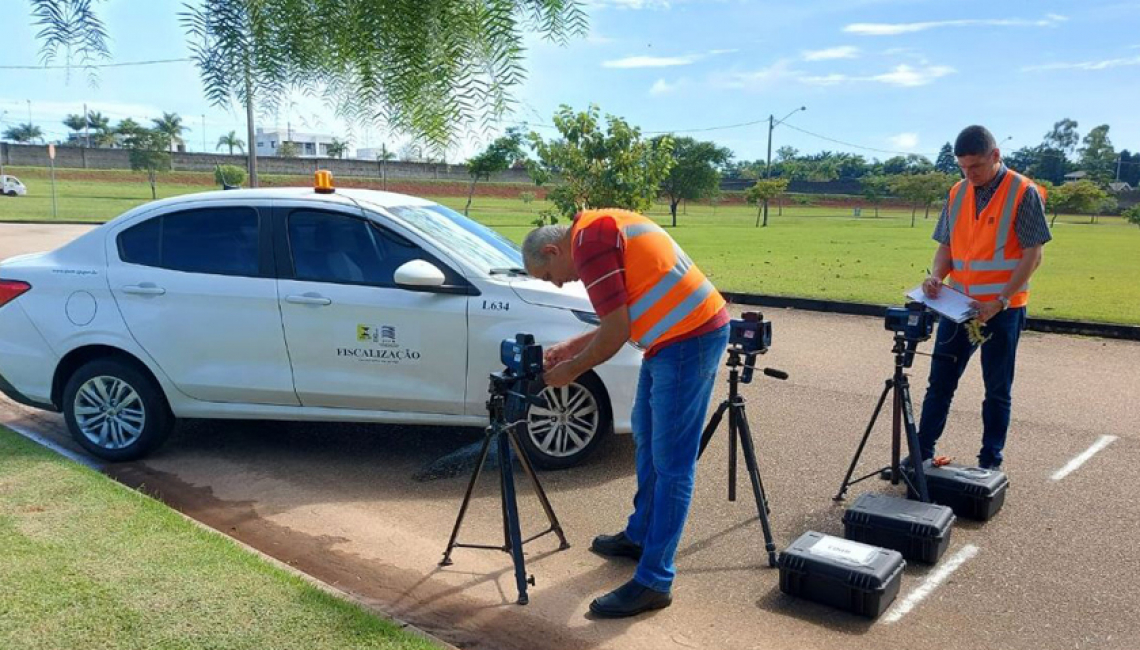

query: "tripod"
xmin=834 ymin=331 xmax=952 ymax=503
xmin=698 ymin=346 xmax=788 ymax=568
xmin=440 ymin=373 xmax=570 ymax=605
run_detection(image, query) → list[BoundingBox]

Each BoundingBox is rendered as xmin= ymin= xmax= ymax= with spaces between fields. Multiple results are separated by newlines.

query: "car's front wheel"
xmin=518 ymin=372 xmax=612 ymax=470
xmin=63 ymin=359 xmax=174 ymax=461
xmin=4 ymin=191 xmax=15 ymax=197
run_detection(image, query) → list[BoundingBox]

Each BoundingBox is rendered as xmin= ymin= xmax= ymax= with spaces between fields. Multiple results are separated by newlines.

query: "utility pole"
xmin=202 ymin=114 xmax=206 ymax=152
xmin=26 ymin=99 xmax=32 ymax=125
xmin=1116 ymin=154 xmax=1123 ymax=182
xmin=244 ymin=68 xmax=258 ymax=188
xmin=84 ymin=102 xmax=90 ymax=148
xmin=761 ymin=106 xmax=806 ymax=227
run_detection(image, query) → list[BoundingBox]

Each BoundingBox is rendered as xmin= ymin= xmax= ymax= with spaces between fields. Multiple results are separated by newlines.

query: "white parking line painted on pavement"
xmin=5 ymin=422 xmax=101 ymax=470
xmin=1050 ymin=435 xmax=1117 ymax=481
xmin=884 ymin=544 xmax=979 ymax=624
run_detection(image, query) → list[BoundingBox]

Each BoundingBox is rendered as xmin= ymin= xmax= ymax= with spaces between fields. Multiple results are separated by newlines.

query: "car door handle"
xmin=286 ymin=294 xmax=332 ymax=306
xmin=122 ymin=283 xmax=166 ymax=296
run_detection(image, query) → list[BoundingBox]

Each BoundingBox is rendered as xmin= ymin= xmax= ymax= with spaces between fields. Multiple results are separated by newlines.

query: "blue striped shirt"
xmin=932 ymin=165 xmax=1052 ymax=248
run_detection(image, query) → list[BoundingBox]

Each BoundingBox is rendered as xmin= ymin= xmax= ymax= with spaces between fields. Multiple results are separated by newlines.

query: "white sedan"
xmin=0 ymin=183 xmax=640 ymax=468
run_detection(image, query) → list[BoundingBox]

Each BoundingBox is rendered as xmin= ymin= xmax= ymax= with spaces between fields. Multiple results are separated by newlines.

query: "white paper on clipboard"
xmin=906 ymin=283 xmax=976 ymax=323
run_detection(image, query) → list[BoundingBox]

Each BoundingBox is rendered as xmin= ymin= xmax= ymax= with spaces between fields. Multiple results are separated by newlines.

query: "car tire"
xmin=518 ymin=372 xmax=612 ymax=470
xmin=63 ymin=358 xmax=174 ymax=462
xmin=5 ymin=191 xmax=15 ymax=197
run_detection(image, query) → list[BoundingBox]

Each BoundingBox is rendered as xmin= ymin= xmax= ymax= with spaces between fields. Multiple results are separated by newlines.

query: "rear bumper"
xmin=0 ymin=302 xmax=59 ymax=412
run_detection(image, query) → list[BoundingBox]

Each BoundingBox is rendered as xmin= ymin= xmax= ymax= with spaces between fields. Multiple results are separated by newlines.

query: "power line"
xmin=0 ymin=58 xmax=192 ymax=70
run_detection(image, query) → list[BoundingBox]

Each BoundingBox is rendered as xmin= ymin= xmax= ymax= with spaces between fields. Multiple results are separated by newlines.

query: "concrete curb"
xmin=2 ymin=423 xmax=457 ymax=650
xmin=722 ymin=292 xmax=1140 ymax=342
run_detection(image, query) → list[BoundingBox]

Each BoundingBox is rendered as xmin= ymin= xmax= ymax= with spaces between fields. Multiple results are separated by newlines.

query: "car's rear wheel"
xmin=518 ymin=372 xmax=612 ymax=470
xmin=5 ymin=191 xmax=15 ymax=197
xmin=63 ymin=359 xmax=173 ymax=461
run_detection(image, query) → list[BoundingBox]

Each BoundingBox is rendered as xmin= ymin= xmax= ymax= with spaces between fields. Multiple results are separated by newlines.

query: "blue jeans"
xmin=917 ymin=307 xmax=1027 ymax=468
xmin=624 ymin=324 xmax=729 ymax=592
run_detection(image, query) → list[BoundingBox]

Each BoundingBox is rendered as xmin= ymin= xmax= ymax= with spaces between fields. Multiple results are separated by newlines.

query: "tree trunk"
xmin=670 ymin=199 xmax=679 ymax=228
xmin=755 ymin=203 xmax=762 ymax=227
xmin=149 ymin=171 xmax=157 ymax=200
xmin=762 ymin=199 xmax=770 ymax=227
xmin=464 ymin=177 xmax=477 ymax=216
xmin=924 ymin=202 xmax=932 ymax=220
xmin=1050 ymin=207 xmax=1059 ymax=228
xmin=778 ymin=196 xmax=783 ymax=216
xmin=911 ymin=203 xmax=917 ymax=227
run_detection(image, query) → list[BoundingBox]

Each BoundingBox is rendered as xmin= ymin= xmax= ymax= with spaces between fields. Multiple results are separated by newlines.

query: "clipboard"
xmin=906 ymin=283 xmax=976 ymax=324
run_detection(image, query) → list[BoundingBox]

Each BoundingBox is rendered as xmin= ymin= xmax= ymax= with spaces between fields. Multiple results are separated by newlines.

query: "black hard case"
xmin=778 ymin=531 xmax=905 ymax=618
xmin=907 ymin=462 xmax=1009 ymax=521
xmin=843 ymin=492 xmax=955 ymax=564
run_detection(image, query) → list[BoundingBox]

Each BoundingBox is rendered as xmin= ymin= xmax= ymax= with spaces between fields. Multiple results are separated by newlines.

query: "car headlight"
xmin=572 ymin=309 xmax=600 ymax=326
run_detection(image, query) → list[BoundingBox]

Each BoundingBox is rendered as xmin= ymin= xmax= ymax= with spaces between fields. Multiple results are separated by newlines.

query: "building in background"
xmin=255 ymin=127 xmax=338 ymax=158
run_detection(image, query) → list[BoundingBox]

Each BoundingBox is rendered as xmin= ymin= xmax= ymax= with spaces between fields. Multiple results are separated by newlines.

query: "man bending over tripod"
xmin=523 ymin=209 xmax=729 ymax=618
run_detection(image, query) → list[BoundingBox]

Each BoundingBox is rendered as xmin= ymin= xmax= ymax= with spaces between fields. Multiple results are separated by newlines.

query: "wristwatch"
xmin=998 ymin=296 xmax=1010 ymax=311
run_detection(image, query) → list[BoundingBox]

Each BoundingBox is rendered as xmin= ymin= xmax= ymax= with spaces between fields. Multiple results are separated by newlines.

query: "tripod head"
xmin=726 ymin=312 xmax=787 ymax=385
xmin=489 ymin=333 xmax=548 ymax=422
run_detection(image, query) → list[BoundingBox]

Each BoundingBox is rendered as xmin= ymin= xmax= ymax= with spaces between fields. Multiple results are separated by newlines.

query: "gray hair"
xmin=522 ymin=225 xmax=569 ymax=270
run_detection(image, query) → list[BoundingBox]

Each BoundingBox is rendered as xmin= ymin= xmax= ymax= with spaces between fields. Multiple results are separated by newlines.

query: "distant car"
xmin=0 ymin=183 xmax=640 ymax=468
xmin=1 ymin=175 xmax=27 ymax=197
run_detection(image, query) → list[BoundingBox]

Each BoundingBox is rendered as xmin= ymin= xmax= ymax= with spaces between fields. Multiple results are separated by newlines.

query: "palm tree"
xmin=3 ymin=123 xmax=44 ymax=143
xmin=86 ymin=111 xmax=114 ymax=147
xmin=152 ymin=112 xmax=188 ymax=152
xmin=63 ymin=114 xmax=87 ymax=144
xmin=216 ymin=130 xmax=245 ymax=155
xmin=116 ymin=118 xmax=145 ymax=137
xmin=376 ymin=144 xmax=395 ymax=189
xmin=326 ymin=138 xmax=348 ymax=159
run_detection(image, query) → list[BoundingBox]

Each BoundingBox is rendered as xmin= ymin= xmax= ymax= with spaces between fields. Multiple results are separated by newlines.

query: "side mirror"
xmin=394 ymin=260 xmax=446 ymax=288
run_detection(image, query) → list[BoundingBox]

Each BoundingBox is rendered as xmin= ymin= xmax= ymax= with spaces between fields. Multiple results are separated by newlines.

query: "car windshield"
xmin=384 ymin=203 xmax=525 ymax=274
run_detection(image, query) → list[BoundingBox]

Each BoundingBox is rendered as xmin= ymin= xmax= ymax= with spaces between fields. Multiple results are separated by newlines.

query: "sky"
xmin=2 ymin=0 xmax=1138 ymax=164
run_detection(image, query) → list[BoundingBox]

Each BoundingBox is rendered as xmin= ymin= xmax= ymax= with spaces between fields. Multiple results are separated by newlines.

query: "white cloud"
xmin=603 ymin=49 xmax=735 ymax=69
xmin=1022 ymin=55 xmax=1140 ymax=72
xmin=888 ymin=133 xmax=920 ymax=150
xmin=604 ymin=55 xmax=697 ymax=68
xmin=585 ymin=33 xmax=616 ymax=45
xmin=845 ymin=14 xmax=1067 ymax=36
xmin=803 ymin=46 xmax=860 ymax=61
xmin=649 ymin=79 xmax=679 ymax=95
xmin=711 ymin=59 xmax=800 ymax=91
xmin=870 ymin=64 xmax=955 ymax=86
xmin=800 ymin=64 xmax=955 ymax=87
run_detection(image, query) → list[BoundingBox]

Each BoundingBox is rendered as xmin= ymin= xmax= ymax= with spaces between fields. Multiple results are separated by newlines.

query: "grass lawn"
xmin=2 ymin=166 xmax=1138 ymax=324
xmin=0 ymin=426 xmax=439 ymax=650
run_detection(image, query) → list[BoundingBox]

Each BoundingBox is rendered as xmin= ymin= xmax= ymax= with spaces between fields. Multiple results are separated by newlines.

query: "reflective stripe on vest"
xmin=636 ymin=279 xmax=716 ymax=348
xmin=949 ymin=172 xmax=1026 ymax=276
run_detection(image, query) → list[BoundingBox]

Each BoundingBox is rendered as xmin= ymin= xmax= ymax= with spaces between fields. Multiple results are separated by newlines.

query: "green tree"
xmin=126 ymin=129 xmax=172 ymax=200
xmin=326 ymin=138 xmax=349 ymax=159
xmin=744 ymin=178 xmax=789 ymax=227
xmin=375 ymin=144 xmax=395 ymax=190
xmin=86 ymin=110 xmax=115 ymax=147
xmin=465 ymin=129 xmax=526 ymax=215
xmin=1044 ymin=118 xmax=1080 ymax=156
xmin=882 ymin=154 xmax=933 ymax=175
xmin=1079 ymin=125 xmax=1116 ymax=184
xmin=63 ymin=113 xmax=87 ymax=142
xmin=115 ymin=118 xmax=145 ymax=138
xmin=860 ymin=175 xmax=890 ymax=217
xmin=1123 ymin=204 xmax=1140 ymax=230
xmin=528 ymin=104 xmax=674 ymax=218
xmin=891 ymin=172 xmax=956 ymax=227
xmin=934 ymin=142 xmax=957 ymax=174
xmin=152 ymin=112 xmax=188 ymax=152
xmin=1050 ymin=180 xmax=1108 ymax=227
xmin=656 ymin=136 xmax=732 ymax=227
xmin=3 ymin=123 xmax=44 ymax=143
xmin=277 ymin=141 xmax=300 ymax=158
xmin=216 ymin=130 xmax=245 ymax=154
xmin=214 ymin=163 xmax=246 ymax=187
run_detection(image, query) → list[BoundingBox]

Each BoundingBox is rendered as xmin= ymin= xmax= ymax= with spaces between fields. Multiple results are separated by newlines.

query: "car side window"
xmin=117 ymin=207 xmax=260 ymax=277
xmin=287 ymin=210 xmax=448 ymax=286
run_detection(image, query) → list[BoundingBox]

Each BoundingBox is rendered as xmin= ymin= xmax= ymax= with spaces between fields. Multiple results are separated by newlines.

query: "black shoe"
xmin=978 ymin=461 xmax=1002 ymax=471
xmin=589 ymin=579 xmax=672 ymax=618
xmin=591 ymin=531 xmax=643 ymax=560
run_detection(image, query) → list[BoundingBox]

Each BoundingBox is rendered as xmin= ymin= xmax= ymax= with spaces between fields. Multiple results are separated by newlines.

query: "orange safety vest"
xmin=571 ymin=209 xmax=725 ymax=350
xmin=944 ymin=170 xmax=1046 ymax=309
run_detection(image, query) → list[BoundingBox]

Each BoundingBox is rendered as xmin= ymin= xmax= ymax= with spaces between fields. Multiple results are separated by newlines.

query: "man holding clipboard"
xmin=914 ymin=125 xmax=1051 ymax=470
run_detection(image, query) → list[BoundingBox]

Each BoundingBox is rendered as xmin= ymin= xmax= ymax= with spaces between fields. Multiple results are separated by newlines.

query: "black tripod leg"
xmin=834 ymin=380 xmax=894 ymax=501
xmin=699 ymin=401 xmax=729 ymax=459
xmin=898 ymin=378 xmax=931 ymax=502
xmin=498 ymin=428 xmax=531 ymax=605
xmin=441 ymin=429 xmax=494 ymax=566
xmin=728 ymin=399 xmax=739 ymax=502
xmin=508 ymin=427 xmax=570 ymax=550
xmin=735 ymin=405 xmax=778 ymax=568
